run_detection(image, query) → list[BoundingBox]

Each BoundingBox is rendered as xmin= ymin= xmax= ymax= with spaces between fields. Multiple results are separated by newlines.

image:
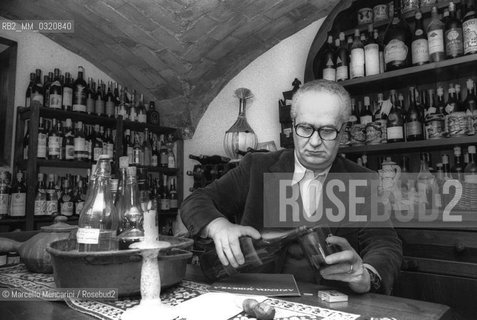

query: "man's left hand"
xmin=319 ymin=236 xmax=371 ymax=293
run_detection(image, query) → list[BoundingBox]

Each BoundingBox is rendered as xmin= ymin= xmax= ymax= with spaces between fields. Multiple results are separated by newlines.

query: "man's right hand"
xmin=207 ymin=218 xmax=261 ymax=268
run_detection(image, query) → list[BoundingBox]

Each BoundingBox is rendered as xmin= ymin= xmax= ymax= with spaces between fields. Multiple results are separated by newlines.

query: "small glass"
xmin=298 ymin=226 xmax=341 ymax=270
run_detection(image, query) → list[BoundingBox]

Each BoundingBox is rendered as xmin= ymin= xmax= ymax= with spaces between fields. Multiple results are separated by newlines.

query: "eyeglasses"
xmin=294 ymin=122 xmax=344 ymax=141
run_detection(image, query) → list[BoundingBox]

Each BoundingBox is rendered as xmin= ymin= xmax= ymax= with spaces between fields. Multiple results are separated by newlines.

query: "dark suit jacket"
xmin=181 ymin=149 xmax=402 ymax=294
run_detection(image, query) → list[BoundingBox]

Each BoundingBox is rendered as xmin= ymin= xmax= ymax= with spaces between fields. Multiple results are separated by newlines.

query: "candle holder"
xmin=121 ymin=204 xmax=176 ymax=320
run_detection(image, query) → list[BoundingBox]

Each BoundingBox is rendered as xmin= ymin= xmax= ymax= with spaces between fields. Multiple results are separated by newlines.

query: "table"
xmin=0 ymin=265 xmax=453 ymax=320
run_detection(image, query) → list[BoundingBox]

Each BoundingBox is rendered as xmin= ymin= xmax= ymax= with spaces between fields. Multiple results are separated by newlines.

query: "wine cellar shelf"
xmin=13 ymin=104 xmax=184 ymax=231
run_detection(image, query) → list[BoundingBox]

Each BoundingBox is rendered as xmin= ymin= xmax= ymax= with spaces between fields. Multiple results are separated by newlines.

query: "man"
xmin=181 ymin=80 xmax=402 ymax=294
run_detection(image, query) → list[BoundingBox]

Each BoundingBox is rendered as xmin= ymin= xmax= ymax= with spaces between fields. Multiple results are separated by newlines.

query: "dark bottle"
xmin=452 ymin=146 xmax=465 ymax=181
xmin=73 ymin=66 xmax=87 ymax=112
xmin=44 ymin=72 xmax=53 ymax=108
xmin=189 ymin=154 xmax=231 ymax=165
xmin=169 ymin=178 xmax=178 ymax=210
xmin=147 ymin=101 xmax=160 ymax=125
xmin=86 ymin=78 xmax=95 ymax=114
xmin=445 ymin=1 xmax=464 ymax=58
xmin=427 ymin=6 xmax=446 ymax=62
xmin=321 ymin=34 xmax=336 ymax=81
xmin=383 ymin=0 xmax=412 ymax=71
xmin=387 ymin=92 xmax=405 ymax=142
xmin=23 ymin=122 xmax=29 ymax=160
xmin=95 ymin=80 xmax=105 ymax=116
xmin=9 ymin=172 xmax=26 ymax=218
xmin=74 ymin=121 xmax=86 ymax=161
xmin=105 ymin=82 xmax=115 ymax=118
xmin=62 ymin=72 xmax=73 ymax=111
xmin=465 ymin=79 xmax=477 ymax=135
xmin=405 ymin=87 xmax=424 ymax=141
xmin=63 ymin=119 xmax=75 ymax=161
xmin=463 ymin=0 xmax=477 ymax=55
xmin=49 ymin=69 xmax=63 ymax=109
xmin=350 ymin=29 xmax=365 ymax=79
xmin=335 ymin=32 xmax=349 ymax=81
xmin=359 ymin=96 xmax=373 ymax=125
xmin=74 ymin=175 xmax=86 ymax=216
xmin=25 ymin=72 xmax=35 ymax=108
xmin=37 ymin=117 xmax=48 ymax=159
xmin=424 ymin=89 xmax=445 ymax=139
xmin=31 ymin=69 xmax=44 ymax=107
xmin=48 ymin=118 xmax=61 ymax=160
xmin=199 ymin=226 xmax=309 ymax=282
xmin=411 ymin=10 xmax=430 ymax=66
xmin=59 ymin=176 xmax=74 ymax=217
xmin=364 ymin=24 xmax=380 ymax=76
xmin=160 ymin=176 xmax=170 ymax=212
xmin=464 ymin=145 xmax=477 ymax=183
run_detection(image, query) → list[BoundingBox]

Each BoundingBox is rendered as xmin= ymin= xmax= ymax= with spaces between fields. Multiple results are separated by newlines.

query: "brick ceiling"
xmin=0 ymin=0 xmax=338 ymax=137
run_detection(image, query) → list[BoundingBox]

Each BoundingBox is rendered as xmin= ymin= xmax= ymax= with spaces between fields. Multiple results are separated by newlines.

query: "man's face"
xmin=293 ymin=90 xmax=345 ymax=171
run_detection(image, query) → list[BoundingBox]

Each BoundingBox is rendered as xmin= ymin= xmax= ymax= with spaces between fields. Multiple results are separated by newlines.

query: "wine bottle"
xmin=336 ymin=32 xmax=349 ymax=81
xmin=44 ymin=72 xmax=53 ymax=108
xmin=9 ymin=172 xmax=26 ymax=218
xmin=62 ymin=72 xmax=73 ymax=111
xmin=72 ymin=66 xmax=87 ymax=113
xmin=447 ymin=84 xmax=467 ymax=137
xmin=383 ymin=0 xmax=412 ymax=71
xmin=49 ymin=69 xmax=63 ymax=109
xmin=48 ymin=118 xmax=61 ymax=160
xmin=364 ymin=24 xmax=380 ymax=76
xmin=199 ymin=226 xmax=309 ymax=282
xmin=77 ymin=156 xmax=119 ymax=252
xmin=34 ymin=173 xmax=47 ymax=216
xmin=412 ymin=10 xmax=430 ymax=65
xmin=59 ymin=176 xmax=74 ymax=217
xmin=37 ymin=117 xmax=48 ymax=159
xmin=405 ymin=87 xmax=424 ymax=140
xmin=31 ymin=69 xmax=44 ymax=107
xmin=63 ymin=119 xmax=75 ymax=161
xmin=463 ymin=0 xmax=477 ymax=55
xmin=452 ymin=146 xmax=465 ymax=181
xmin=147 ymin=101 xmax=160 ymax=125
xmin=465 ymin=145 xmax=477 ymax=183
xmin=25 ymin=72 xmax=35 ymax=108
xmin=445 ymin=1 xmax=464 ymax=58
xmin=137 ymin=94 xmax=147 ymax=123
xmin=169 ymin=178 xmax=178 ymax=210
xmin=95 ymin=80 xmax=105 ymax=116
xmin=160 ymin=176 xmax=170 ymax=212
xmin=387 ymin=92 xmax=405 ymax=142
xmin=425 ymin=89 xmax=445 ymax=139
xmin=23 ymin=121 xmax=29 ymax=160
xmin=465 ymin=79 xmax=477 ymax=135
xmin=427 ymin=7 xmax=446 ymax=62
xmin=105 ymin=82 xmax=115 ymax=118
xmin=360 ymin=96 xmax=373 ymax=125
xmin=350 ymin=29 xmax=365 ymax=79
xmin=74 ymin=121 xmax=86 ymax=161
xmin=322 ymin=34 xmax=336 ymax=81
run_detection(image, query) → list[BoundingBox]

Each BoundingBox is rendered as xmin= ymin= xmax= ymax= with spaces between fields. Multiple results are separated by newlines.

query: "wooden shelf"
xmin=19 ymin=159 xmax=92 ymax=169
xmin=158 ymin=210 xmax=178 ymax=216
xmin=136 ymin=165 xmax=179 ymax=175
xmin=340 ymin=135 xmax=477 ymax=155
xmin=0 ymin=218 xmax=26 ymax=225
xmin=18 ymin=106 xmax=116 ymax=126
xmin=122 ymin=120 xmax=176 ymax=135
xmin=340 ymin=54 xmax=477 ymax=95
xmin=33 ymin=215 xmax=78 ymax=223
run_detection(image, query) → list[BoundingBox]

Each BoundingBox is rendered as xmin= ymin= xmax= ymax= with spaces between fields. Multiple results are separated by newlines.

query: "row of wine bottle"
xmin=319 ymin=0 xmax=477 ymax=81
xmin=25 ymin=67 xmax=160 ymax=125
xmin=23 ymin=117 xmax=177 ymax=168
xmin=341 ymin=77 xmax=477 ymax=146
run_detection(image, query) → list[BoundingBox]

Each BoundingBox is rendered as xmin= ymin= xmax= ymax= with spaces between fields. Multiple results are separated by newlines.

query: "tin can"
xmin=358 ymin=7 xmax=373 ymax=25
xmin=447 ymin=112 xmax=467 ymax=137
xmin=425 ymin=115 xmax=445 ymax=139
xmin=365 ymin=121 xmax=385 ymax=145
xmin=350 ymin=124 xmax=366 ymax=146
xmin=374 ymin=4 xmax=388 ymax=22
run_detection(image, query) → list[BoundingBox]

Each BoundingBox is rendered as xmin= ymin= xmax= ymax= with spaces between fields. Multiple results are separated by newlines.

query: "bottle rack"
xmin=11 ymin=104 xmax=183 ymax=231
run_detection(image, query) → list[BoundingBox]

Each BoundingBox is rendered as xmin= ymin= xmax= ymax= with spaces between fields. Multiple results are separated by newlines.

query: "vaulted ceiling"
xmin=0 ymin=0 xmax=339 ymax=137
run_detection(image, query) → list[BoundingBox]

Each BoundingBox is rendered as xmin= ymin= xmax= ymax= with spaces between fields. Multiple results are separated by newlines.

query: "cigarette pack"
xmin=318 ymin=290 xmax=348 ymax=303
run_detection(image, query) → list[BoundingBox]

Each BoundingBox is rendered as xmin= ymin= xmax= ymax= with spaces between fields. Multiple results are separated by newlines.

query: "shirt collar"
xmin=291 ymin=151 xmax=331 ymax=185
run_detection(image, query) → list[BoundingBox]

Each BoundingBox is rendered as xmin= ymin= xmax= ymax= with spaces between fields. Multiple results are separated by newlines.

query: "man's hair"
xmin=290 ymin=79 xmax=351 ymax=123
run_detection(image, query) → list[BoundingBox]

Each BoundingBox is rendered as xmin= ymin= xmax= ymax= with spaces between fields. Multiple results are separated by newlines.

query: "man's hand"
xmin=207 ymin=218 xmax=261 ymax=268
xmin=319 ymin=236 xmax=371 ymax=293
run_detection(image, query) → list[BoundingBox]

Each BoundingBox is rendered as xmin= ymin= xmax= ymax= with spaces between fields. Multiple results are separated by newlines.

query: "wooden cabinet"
xmin=304 ymin=1 xmax=477 ymax=318
xmin=7 ymin=104 xmax=183 ymax=232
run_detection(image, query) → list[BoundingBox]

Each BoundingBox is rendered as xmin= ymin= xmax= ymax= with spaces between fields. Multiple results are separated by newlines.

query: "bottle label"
xmin=137 ymin=113 xmax=147 ymax=123
xmin=48 ymin=136 xmax=60 ymax=156
xmin=0 ymin=194 xmax=9 ymax=215
xmin=63 ymin=87 xmax=73 ymax=109
xmin=105 ymin=101 xmax=114 ymax=117
xmin=405 ymin=121 xmax=423 ymax=136
xmin=425 ymin=116 xmax=445 ymax=139
xmin=75 ymin=201 xmax=84 ymax=215
xmin=170 ymin=199 xmax=178 ymax=209
xmin=77 ymin=227 xmax=100 ymax=244
xmin=74 ymin=137 xmax=85 ymax=154
xmin=350 ymin=48 xmax=365 ymax=78
xmin=95 ymin=100 xmax=105 ymax=115
xmin=160 ymin=154 xmax=168 ymax=166
xmin=60 ymin=201 xmax=74 ymax=216
xmin=49 ymin=93 xmax=62 ymax=109
xmin=384 ymin=39 xmax=408 ymax=64
xmin=428 ymin=29 xmax=445 ymax=55
xmin=322 ymin=67 xmax=336 ymax=81
xmin=463 ymin=18 xmax=477 ymax=54
xmin=336 ymin=66 xmax=349 ymax=81
xmin=387 ymin=126 xmax=404 ymax=139
xmin=151 ymin=155 xmax=158 ymax=167
xmin=107 ymin=143 xmax=114 ymax=159
xmin=465 ymin=174 xmax=477 ymax=184
xmin=31 ymin=92 xmax=44 ymax=105
xmin=73 ymin=84 xmax=87 ymax=112
xmin=94 ymin=147 xmax=103 ymax=161
xmin=412 ymin=39 xmax=429 ymax=64
xmin=168 ymin=155 xmax=175 ymax=168
xmin=360 ymin=115 xmax=373 ymax=125
xmin=364 ymin=44 xmax=379 ymax=76
xmin=65 ymin=145 xmax=75 ymax=160
xmin=160 ymin=199 xmax=170 ymax=211
xmin=447 ymin=112 xmax=467 ymax=136
xmin=37 ymin=133 xmax=47 ymax=158
xmin=46 ymin=200 xmax=58 ymax=215
xmin=10 ymin=193 xmax=26 ymax=217
xmin=87 ymin=97 xmax=95 ymax=114
xmin=445 ymin=28 xmax=464 ymax=57
xmin=34 ymin=199 xmax=47 ymax=216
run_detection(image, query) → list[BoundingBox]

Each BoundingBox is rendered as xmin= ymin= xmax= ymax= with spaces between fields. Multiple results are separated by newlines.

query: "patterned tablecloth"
xmin=0 ymin=263 xmax=364 ymax=320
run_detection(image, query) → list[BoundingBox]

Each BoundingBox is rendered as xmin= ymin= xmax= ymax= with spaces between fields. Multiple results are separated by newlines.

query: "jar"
xmin=373 ymin=4 xmax=388 ymax=22
xmin=358 ymin=7 xmax=373 ymax=25
xmin=350 ymin=124 xmax=366 ymax=146
xmin=365 ymin=122 xmax=385 ymax=145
